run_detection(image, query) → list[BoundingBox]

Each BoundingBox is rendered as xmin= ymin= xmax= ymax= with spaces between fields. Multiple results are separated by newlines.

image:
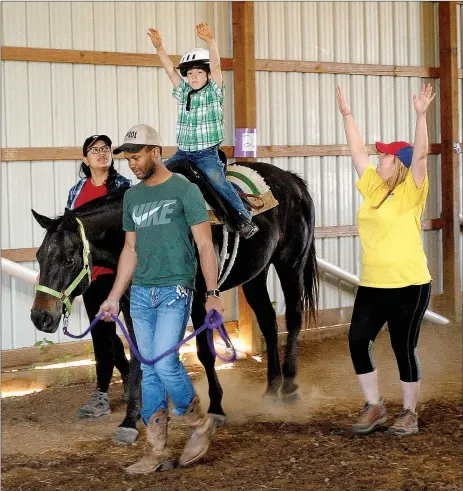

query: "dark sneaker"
xmin=352 ymin=401 xmax=387 ymax=434
xmin=388 ymin=408 xmax=418 ymax=436
xmin=77 ymin=390 xmax=111 ymax=419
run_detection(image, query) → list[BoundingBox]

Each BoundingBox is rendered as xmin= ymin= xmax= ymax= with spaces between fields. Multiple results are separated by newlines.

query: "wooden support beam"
xmin=255 ymin=59 xmax=440 ymax=78
xmin=232 ymin=1 xmax=257 ymax=158
xmin=1 ymin=46 xmax=234 ymax=71
xmin=1 ymin=144 xmax=441 ymax=162
xmin=0 ymin=146 xmax=234 ymax=162
xmin=2 ymin=219 xmax=445 ymax=262
xmin=232 ymin=1 xmax=259 ymax=354
xmin=255 ymin=143 xmax=441 ymax=158
xmin=438 ymin=2 xmax=462 ymax=315
xmin=314 ymin=219 xmax=444 ymax=239
xmin=3 ymin=46 xmax=451 ymax=78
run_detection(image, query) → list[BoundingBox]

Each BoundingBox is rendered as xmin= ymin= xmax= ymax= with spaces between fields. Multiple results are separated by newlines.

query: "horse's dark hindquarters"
xmin=168 ymin=160 xmax=319 ymax=412
xmin=30 ymin=160 xmax=318 ymax=437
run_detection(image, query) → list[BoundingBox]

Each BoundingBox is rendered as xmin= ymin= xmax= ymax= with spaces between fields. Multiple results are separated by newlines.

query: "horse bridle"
xmin=35 ymin=217 xmax=91 ymax=318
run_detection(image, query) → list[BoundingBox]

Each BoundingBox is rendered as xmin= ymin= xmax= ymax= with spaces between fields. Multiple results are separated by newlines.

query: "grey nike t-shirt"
xmin=123 ymin=173 xmax=209 ymax=289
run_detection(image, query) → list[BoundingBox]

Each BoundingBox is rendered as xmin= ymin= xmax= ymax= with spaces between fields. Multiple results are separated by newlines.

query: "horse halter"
xmin=35 ymin=217 xmax=91 ymax=318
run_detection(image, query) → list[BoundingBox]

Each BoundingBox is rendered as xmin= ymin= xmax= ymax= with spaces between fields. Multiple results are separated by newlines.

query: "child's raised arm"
xmin=148 ymin=28 xmax=181 ymax=88
xmin=196 ymin=22 xmax=222 ymax=87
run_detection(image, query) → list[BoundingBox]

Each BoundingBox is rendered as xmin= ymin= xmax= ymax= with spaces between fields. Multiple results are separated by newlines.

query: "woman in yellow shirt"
xmin=336 ymin=84 xmax=436 ymax=436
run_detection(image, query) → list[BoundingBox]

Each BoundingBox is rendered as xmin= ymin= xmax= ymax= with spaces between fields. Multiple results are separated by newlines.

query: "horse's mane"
xmin=44 ymin=187 xmax=127 ymax=235
xmin=67 ymin=187 xmax=127 ymax=215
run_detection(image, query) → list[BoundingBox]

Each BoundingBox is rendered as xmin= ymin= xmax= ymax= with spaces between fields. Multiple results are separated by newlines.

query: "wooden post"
xmin=231 ymin=2 xmax=260 ymax=354
xmin=438 ymin=2 xmax=462 ymax=316
xmin=232 ymin=1 xmax=256 ymax=162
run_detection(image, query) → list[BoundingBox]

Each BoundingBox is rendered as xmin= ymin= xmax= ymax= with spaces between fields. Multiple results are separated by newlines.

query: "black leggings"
xmin=348 ymin=283 xmax=431 ymax=383
xmin=82 ymin=274 xmax=130 ymax=392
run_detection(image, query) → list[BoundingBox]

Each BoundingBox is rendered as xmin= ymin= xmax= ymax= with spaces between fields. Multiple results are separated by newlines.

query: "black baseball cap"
xmin=82 ymin=134 xmax=112 ymax=156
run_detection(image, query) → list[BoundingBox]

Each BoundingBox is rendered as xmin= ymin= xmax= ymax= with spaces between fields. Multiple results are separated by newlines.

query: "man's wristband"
xmin=205 ymin=289 xmax=220 ymax=299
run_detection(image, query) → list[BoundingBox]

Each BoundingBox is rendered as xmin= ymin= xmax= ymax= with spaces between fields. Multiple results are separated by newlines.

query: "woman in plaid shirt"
xmin=148 ymin=22 xmax=259 ymax=239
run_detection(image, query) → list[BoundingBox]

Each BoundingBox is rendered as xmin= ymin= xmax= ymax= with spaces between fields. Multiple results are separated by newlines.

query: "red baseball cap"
xmin=375 ymin=141 xmax=414 ymax=168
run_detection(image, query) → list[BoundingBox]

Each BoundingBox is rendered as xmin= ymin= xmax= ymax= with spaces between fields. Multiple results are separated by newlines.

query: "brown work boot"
xmin=352 ymin=400 xmax=387 ymax=434
xmin=388 ymin=408 xmax=419 ymax=436
xmin=125 ymin=409 xmax=173 ymax=475
xmin=178 ymin=395 xmax=214 ymax=468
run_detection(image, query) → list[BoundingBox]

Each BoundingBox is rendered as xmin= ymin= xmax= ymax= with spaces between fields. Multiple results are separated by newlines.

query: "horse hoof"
xmin=113 ymin=427 xmax=139 ymax=444
xmin=280 ymin=390 xmax=301 ymax=404
xmin=210 ymin=414 xmax=226 ymax=437
xmin=262 ymin=390 xmax=280 ymax=405
xmin=210 ymin=413 xmax=227 ymax=428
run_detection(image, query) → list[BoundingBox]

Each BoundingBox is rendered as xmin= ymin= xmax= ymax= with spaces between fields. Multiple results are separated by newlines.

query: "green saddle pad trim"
xmin=226 ymin=170 xmax=261 ymax=196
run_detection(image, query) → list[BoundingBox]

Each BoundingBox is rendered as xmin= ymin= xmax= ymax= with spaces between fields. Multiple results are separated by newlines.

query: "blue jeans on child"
xmin=165 ymin=145 xmax=251 ymax=219
xmin=130 ymin=284 xmax=196 ymax=425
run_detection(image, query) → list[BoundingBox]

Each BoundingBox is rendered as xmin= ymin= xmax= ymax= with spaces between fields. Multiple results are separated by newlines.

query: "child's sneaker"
xmin=388 ymin=408 xmax=418 ymax=436
xmin=351 ymin=400 xmax=387 ymax=434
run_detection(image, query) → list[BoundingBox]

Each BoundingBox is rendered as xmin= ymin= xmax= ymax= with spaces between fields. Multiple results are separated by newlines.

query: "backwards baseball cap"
xmin=113 ymin=124 xmax=163 ymax=155
xmin=82 ymin=134 xmax=112 ymax=156
xmin=375 ymin=141 xmax=414 ymax=168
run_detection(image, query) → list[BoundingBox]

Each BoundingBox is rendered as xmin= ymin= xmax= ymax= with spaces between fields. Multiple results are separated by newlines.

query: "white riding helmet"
xmin=178 ymin=48 xmax=210 ymax=77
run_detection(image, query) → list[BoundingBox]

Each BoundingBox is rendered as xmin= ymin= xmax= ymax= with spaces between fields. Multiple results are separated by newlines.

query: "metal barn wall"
xmin=1 ymin=1 xmax=234 ymax=350
xmin=1 ymin=2 xmax=457 ymax=351
xmin=254 ymin=2 xmax=442 ymax=314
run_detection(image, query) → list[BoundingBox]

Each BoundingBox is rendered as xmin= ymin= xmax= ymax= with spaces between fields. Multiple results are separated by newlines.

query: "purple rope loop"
xmin=63 ymin=309 xmax=236 ymax=365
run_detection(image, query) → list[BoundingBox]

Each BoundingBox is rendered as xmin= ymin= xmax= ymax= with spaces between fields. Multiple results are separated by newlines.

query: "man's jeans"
xmin=130 ymin=285 xmax=196 ymax=424
xmin=165 ymin=145 xmax=251 ymax=219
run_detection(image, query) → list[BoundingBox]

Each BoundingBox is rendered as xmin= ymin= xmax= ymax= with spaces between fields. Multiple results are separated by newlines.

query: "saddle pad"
xmin=206 ymin=164 xmax=279 ymax=225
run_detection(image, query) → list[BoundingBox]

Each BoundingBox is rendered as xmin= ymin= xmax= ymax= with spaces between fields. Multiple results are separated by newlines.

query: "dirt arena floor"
xmin=2 ymin=317 xmax=462 ymax=491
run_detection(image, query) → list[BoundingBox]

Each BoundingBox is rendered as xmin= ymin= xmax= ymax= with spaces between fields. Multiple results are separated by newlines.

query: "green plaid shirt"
xmin=173 ymin=79 xmax=225 ymax=152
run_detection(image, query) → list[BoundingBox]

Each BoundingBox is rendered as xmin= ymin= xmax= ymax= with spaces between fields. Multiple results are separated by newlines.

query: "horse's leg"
xmin=191 ymin=295 xmax=226 ymax=427
xmin=242 ymin=268 xmax=282 ymax=401
xmin=113 ymin=293 xmax=142 ymax=444
xmin=273 ymin=262 xmax=303 ymax=402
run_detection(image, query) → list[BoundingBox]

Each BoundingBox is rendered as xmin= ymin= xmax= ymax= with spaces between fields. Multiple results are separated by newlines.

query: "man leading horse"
xmin=97 ymin=124 xmax=224 ymax=474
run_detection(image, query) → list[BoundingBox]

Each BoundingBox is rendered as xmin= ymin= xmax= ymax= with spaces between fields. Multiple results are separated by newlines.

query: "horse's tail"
xmin=304 ymin=231 xmax=319 ymax=323
xmin=291 ymin=173 xmax=319 ymax=322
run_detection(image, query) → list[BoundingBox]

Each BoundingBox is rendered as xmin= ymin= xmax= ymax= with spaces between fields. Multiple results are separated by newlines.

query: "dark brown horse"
xmin=30 ymin=159 xmax=318 ymax=443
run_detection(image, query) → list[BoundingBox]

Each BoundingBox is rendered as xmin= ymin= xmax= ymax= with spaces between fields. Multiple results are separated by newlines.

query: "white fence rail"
xmin=317 ymin=257 xmax=449 ymax=325
xmin=2 ymin=256 xmax=449 ymax=331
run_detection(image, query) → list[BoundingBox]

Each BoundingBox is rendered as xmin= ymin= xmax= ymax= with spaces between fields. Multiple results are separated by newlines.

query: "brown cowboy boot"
xmin=125 ymin=409 xmax=173 ymax=475
xmin=178 ymin=395 xmax=214 ymax=468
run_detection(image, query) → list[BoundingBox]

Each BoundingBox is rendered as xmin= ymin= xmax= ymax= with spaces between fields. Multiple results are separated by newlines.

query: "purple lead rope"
xmin=63 ymin=309 xmax=237 ymax=364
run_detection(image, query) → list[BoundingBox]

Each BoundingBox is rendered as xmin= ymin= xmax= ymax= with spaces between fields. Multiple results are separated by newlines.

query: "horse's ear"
xmin=31 ymin=209 xmax=54 ymax=229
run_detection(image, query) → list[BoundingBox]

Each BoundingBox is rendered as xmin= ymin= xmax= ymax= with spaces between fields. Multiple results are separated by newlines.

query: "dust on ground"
xmin=2 ymin=320 xmax=462 ymax=491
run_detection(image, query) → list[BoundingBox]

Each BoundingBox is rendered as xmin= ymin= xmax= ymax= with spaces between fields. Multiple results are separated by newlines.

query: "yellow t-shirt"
xmin=356 ymin=164 xmax=431 ymax=288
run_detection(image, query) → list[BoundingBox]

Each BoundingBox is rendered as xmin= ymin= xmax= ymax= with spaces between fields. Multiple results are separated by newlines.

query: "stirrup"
xmin=238 ymin=222 xmax=259 ymax=239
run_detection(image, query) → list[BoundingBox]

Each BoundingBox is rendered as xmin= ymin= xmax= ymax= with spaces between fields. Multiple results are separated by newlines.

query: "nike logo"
xmin=132 ymin=204 xmax=162 ymax=225
xmin=132 ymin=200 xmax=177 ymax=227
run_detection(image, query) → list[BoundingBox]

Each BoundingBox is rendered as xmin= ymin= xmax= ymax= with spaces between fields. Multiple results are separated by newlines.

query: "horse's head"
xmin=30 ymin=210 xmax=92 ymax=333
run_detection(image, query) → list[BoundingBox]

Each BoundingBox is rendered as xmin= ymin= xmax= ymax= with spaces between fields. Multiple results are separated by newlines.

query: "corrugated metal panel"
xmin=255 ymin=2 xmax=438 ymax=66
xmin=0 ymin=2 xmax=450 ymax=348
xmin=254 ymin=3 xmax=442 ymax=312
xmin=1 ymin=2 xmax=234 ymax=350
xmin=2 ymin=2 xmax=231 ymax=54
